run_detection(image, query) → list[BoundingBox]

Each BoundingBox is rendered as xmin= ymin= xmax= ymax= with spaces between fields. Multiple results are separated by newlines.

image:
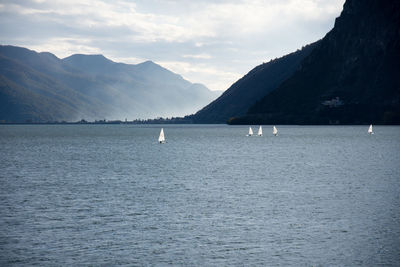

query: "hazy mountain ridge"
xmin=0 ymin=45 xmax=219 ymax=122
xmin=232 ymin=0 xmax=400 ymax=124
xmin=0 ymin=52 xmax=103 ymax=122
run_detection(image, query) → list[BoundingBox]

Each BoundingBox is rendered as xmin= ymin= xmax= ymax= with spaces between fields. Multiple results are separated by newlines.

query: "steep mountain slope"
xmin=0 ymin=45 xmax=219 ymax=122
xmin=0 ymin=50 xmax=105 ymax=122
xmin=190 ymin=43 xmax=318 ymax=123
xmin=233 ymin=0 xmax=400 ymax=124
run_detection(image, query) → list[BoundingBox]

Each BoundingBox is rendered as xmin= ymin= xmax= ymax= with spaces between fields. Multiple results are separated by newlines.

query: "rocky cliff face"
xmin=233 ymin=0 xmax=400 ymax=124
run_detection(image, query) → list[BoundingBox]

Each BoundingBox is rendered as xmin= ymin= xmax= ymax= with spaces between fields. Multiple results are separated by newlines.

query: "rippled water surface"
xmin=1 ymin=125 xmax=399 ymax=266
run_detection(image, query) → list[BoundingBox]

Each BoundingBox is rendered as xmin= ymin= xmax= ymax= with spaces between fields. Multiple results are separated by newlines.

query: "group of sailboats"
xmin=247 ymin=126 xmax=277 ymax=137
xmin=158 ymin=124 xmax=374 ymax=143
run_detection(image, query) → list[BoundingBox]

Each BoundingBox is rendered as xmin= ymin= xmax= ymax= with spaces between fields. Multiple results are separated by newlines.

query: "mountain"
xmin=231 ymin=0 xmax=400 ymax=124
xmin=0 ymin=48 xmax=102 ymax=122
xmin=189 ymin=42 xmax=318 ymax=123
xmin=0 ymin=45 xmax=219 ymax=123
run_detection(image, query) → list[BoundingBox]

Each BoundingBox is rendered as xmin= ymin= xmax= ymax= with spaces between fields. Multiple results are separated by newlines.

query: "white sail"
xmin=158 ymin=128 xmax=165 ymax=143
xmin=368 ymin=124 xmax=374 ymax=134
xmin=248 ymin=127 xmax=253 ymax=136
xmin=258 ymin=126 xmax=262 ymax=136
xmin=273 ymin=126 xmax=278 ymax=136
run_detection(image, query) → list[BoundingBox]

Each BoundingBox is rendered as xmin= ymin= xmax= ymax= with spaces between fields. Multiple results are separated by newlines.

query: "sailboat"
xmin=247 ymin=127 xmax=253 ymax=136
xmin=258 ymin=126 xmax=263 ymax=136
xmin=273 ymin=126 xmax=278 ymax=136
xmin=368 ymin=124 xmax=374 ymax=135
xmin=158 ymin=128 xmax=165 ymax=143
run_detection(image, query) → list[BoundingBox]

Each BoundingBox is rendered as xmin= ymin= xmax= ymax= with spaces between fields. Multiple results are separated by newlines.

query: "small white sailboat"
xmin=272 ymin=125 xmax=278 ymax=136
xmin=247 ymin=127 xmax=253 ymax=136
xmin=258 ymin=126 xmax=263 ymax=136
xmin=158 ymin=128 xmax=165 ymax=143
xmin=368 ymin=124 xmax=374 ymax=135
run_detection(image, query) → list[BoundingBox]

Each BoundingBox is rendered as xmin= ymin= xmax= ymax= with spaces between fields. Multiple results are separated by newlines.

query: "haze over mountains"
xmin=0 ymin=46 xmax=220 ymax=123
xmin=1 ymin=0 xmax=398 ymax=124
xmin=190 ymin=0 xmax=400 ymax=125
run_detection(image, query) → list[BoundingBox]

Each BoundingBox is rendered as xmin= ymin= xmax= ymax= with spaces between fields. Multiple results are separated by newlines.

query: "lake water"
xmin=0 ymin=125 xmax=399 ymax=266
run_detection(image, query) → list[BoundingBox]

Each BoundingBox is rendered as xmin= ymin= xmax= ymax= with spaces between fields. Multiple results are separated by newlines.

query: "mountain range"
xmin=0 ymin=46 xmax=220 ymax=123
xmin=190 ymin=0 xmax=400 ymax=125
xmin=2 ymin=0 xmax=399 ymax=125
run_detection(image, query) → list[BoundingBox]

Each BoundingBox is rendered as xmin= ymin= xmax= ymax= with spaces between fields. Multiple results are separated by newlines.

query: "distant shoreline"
xmin=1 ymin=122 xmax=397 ymax=126
xmin=0 ymin=118 xmax=194 ymax=125
xmin=0 ymin=121 xmax=194 ymax=125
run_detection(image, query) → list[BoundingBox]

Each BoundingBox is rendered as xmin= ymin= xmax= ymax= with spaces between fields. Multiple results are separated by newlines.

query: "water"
xmin=0 ymin=125 xmax=399 ymax=266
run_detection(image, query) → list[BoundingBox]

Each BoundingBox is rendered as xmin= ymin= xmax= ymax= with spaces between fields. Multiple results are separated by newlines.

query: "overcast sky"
xmin=0 ymin=0 xmax=345 ymax=91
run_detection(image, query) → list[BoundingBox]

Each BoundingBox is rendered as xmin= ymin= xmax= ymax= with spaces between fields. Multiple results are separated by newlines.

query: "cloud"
xmin=0 ymin=0 xmax=345 ymax=91
xmin=26 ymin=38 xmax=102 ymax=59
xmin=183 ymin=54 xmax=212 ymax=59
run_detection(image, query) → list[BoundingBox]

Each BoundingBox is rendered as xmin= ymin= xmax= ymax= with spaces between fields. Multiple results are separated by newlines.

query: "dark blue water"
xmin=0 ymin=125 xmax=399 ymax=266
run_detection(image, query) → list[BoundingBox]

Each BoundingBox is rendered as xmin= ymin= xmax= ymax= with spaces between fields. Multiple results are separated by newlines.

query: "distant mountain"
xmin=189 ymin=43 xmax=318 ymax=123
xmin=0 ymin=45 xmax=219 ymax=122
xmin=231 ymin=0 xmax=400 ymax=124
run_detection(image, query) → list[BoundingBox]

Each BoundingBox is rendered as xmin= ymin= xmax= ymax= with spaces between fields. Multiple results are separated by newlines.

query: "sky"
xmin=0 ymin=0 xmax=345 ymax=91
